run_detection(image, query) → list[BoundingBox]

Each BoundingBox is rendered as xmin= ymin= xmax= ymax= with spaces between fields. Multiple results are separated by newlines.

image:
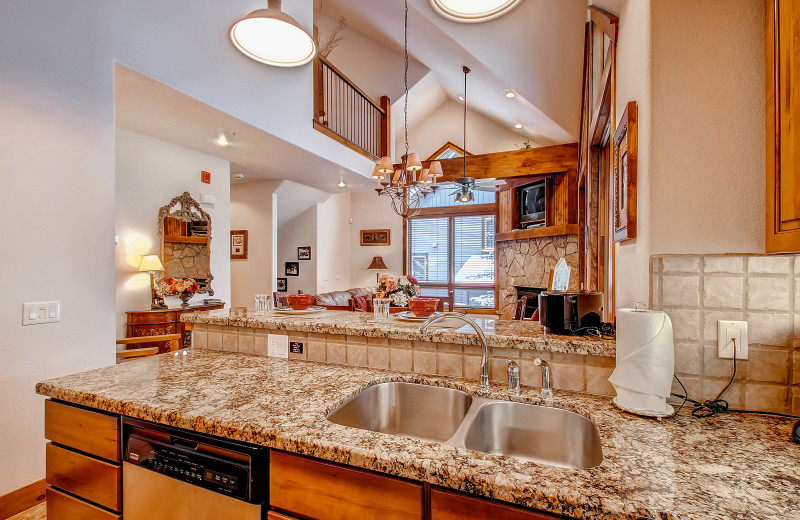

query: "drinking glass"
xmin=254 ymin=294 xmax=271 ymax=314
xmin=373 ymin=298 xmax=391 ymax=322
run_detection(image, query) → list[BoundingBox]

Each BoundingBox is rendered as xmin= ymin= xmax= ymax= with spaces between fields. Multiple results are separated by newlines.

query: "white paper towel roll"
xmin=609 ymin=309 xmax=675 ymax=415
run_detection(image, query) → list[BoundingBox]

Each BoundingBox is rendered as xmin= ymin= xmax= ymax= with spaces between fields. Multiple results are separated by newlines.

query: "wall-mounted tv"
xmin=519 ymin=179 xmax=547 ymax=229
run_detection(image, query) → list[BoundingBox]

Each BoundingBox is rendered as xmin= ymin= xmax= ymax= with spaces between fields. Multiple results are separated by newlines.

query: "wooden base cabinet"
xmin=431 ymin=488 xmax=564 ymax=520
xmin=44 ymin=400 xmax=121 ymax=519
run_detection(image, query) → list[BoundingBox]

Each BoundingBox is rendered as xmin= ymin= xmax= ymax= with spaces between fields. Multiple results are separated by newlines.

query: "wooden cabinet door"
xmin=44 ymin=400 xmax=120 ymax=462
xmin=430 ymin=488 xmax=565 ymax=520
xmin=767 ymin=0 xmax=800 ymax=252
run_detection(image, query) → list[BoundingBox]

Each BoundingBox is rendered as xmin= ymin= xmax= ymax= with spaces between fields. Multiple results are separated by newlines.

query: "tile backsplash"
xmin=651 ymin=254 xmax=800 ymax=415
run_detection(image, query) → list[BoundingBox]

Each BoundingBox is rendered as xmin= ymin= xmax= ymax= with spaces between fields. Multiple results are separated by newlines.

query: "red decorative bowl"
xmin=287 ymin=294 xmax=315 ymax=310
xmin=408 ymin=297 xmax=440 ymax=317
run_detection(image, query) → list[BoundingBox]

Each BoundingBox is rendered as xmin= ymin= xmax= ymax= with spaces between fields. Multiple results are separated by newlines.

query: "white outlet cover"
xmin=267 ymin=334 xmax=289 ymax=358
xmin=717 ymin=320 xmax=748 ymax=360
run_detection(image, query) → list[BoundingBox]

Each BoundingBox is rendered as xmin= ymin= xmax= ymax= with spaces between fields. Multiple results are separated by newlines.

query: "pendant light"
xmin=230 ymin=0 xmax=317 ymax=67
xmin=373 ymin=0 xmax=440 ymax=219
xmin=430 ymin=0 xmax=522 ymax=23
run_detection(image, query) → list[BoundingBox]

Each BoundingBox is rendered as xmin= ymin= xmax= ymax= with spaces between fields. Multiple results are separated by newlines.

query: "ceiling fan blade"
xmin=474 ymin=178 xmax=506 ymax=186
xmin=474 ymin=186 xmax=501 ymax=192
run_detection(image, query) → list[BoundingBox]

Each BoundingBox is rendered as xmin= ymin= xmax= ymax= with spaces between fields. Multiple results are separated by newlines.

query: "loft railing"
xmin=313 ymin=56 xmax=390 ymax=160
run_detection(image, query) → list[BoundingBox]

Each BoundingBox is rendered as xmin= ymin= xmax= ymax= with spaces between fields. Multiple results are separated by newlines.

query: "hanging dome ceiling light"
xmin=430 ymin=0 xmax=523 ymax=23
xmin=230 ymin=0 xmax=317 ymax=67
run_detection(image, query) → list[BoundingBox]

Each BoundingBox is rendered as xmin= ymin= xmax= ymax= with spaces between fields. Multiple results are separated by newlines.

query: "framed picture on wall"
xmin=276 ymin=278 xmax=287 ymax=292
xmin=230 ymin=230 xmax=248 ymax=259
xmin=360 ymin=229 xmax=390 ymax=246
xmin=297 ymin=246 xmax=311 ymax=260
xmin=285 ymin=262 xmax=299 ymax=276
xmin=613 ymin=101 xmax=637 ymax=242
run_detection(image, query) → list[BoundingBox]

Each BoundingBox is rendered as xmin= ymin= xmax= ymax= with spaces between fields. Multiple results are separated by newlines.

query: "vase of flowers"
xmin=161 ymin=277 xmax=200 ymax=307
xmin=376 ymin=274 xmax=421 ymax=307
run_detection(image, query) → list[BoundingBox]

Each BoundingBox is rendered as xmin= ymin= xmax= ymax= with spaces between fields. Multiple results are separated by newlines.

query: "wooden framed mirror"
xmin=158 ymin=192 xmax=214 ymax=295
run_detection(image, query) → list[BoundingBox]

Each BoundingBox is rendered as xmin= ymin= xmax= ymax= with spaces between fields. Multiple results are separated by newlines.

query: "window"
xmin=407 ymin=213 xmax=496 ymax=310
xmin=428 ymin=141 xmax=469 ymax=161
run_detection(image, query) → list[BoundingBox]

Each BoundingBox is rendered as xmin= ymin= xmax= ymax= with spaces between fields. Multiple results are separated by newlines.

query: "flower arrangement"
xmin=376 ymin=274 xmax=421 ymax=307
xmin=160 ymin=277 xmax=200 ymax=306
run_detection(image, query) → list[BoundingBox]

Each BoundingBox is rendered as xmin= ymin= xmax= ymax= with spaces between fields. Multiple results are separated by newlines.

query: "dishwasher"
xmin=122 ymin=417 xmax=268 ymax=520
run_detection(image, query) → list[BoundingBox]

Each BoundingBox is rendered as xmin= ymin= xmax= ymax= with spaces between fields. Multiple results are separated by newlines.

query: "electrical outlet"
xmin=717 ymin=320 xmax=748 ymax=359
xmin=22 ymin=301 xmax=61 ymax=325
xmin=267 ymin=334 xmax=289 ymax=358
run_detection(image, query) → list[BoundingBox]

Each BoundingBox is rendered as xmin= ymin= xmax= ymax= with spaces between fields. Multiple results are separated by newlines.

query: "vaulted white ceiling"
xmin=322 ymin=0 xmax=586 ymax=146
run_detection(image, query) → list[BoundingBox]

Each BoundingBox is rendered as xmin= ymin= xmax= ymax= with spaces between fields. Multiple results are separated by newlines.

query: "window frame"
xmin=404 ymin=203 xmax=498 ymax=313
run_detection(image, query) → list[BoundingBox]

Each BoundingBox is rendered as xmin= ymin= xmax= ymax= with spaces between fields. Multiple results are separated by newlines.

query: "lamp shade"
xmin=428 ymin=161 xmax=444 ymax=177
xmin=377 ymin=156 xmax=394 ymax=174
xmin=405 ymin=153 xmax=423 ymax=171
xmin=371 ymin=164 xmax=383 ymax=180
xmin=230 ymin=0 xmax=317 ymax=67
xmin=139 ymin=255 xmax=164 ymax=272
xmin=419 ymin=168 xmax=431 ymax=184
xmin=367 ymin=256 xmax=388 ymax=270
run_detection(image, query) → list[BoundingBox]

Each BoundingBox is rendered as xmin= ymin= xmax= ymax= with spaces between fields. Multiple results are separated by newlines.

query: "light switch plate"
xmin=267 ymin=334 xmax=289 ymax=358
xmin=717 ymin=320 xmax=748 ymax=359
xmin=22 ymin=301 xmax=61 ymax=325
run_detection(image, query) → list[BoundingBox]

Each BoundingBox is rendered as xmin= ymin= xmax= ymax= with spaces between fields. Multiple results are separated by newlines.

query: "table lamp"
xmin=367 ymin=256 xmax=388 ymax=282
xmin=139 ymin=255 xmax=167 ymax=309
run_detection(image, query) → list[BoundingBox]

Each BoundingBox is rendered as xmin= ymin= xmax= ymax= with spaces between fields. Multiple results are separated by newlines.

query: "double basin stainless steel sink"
xmin=326 ymin=382 xmax=603 ymax=469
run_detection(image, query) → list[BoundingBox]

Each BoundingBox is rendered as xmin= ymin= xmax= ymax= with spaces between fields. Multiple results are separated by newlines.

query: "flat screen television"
xmin=519 ymin=180 xmax=546 ymax=228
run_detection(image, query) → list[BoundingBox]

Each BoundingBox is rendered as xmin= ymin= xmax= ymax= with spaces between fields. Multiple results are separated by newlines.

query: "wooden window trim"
xmin=427 ymin=142 xmax=472 ymax=161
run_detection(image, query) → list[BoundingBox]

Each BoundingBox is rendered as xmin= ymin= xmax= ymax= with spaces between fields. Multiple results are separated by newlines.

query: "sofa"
xmin=315 ymin=288 xmax=374 ymax=308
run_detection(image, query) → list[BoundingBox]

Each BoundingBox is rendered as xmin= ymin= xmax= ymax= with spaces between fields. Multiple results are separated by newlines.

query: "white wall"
xmin=398 ymin=100 xmax=525 ymax=160
xmin=277 ymin=206 xmax=318 ymax=295
xmin=350 ymin=192 xmax=405 ymax=289
xmin=317 ymin=193 xmax=353 ymax=294
xmin=115 ymin=129 xmax=231 ymax=336
xmin=0 ymin=0 xmax=370 ymax=495
xmin=230 ymin=180 xmax=282 ymax=307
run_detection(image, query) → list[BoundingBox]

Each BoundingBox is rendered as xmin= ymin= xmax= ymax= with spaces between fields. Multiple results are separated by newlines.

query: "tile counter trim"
xmin=35 ymin=350 xmax=800 ymax=520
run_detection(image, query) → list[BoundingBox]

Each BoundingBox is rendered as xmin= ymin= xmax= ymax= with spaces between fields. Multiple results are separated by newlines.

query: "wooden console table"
xmin=126 ymin=303 xmax=225 ymax=352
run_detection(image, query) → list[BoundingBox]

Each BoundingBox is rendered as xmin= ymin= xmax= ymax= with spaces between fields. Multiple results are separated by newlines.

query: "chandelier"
xmin=372 ymin=0 xmax=443 ymax=219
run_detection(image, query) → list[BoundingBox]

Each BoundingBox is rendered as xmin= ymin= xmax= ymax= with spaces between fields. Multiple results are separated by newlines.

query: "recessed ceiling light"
xmin=514 ymin=122 xmax=524 ymax=129
xmin=458 ymin=95 xmax=465 ymax=102
xmin=216 ymin=131 xmax=235 ymax=146
xmin=430 ymin=0 xmax=523 ymax=23
xmin=230 ymin=0 xmax=317 ymax=67
xmin=233 ymin=173 xmax=245 ymax=180
xmin=338 ymin=179 xmax=346 ymax=188
xmin=505 ymin=90 xmax=516 ymax=98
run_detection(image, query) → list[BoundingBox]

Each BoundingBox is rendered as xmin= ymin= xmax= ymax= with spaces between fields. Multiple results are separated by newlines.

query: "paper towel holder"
xmin=633 ymin=301 xmax=648 ymax=312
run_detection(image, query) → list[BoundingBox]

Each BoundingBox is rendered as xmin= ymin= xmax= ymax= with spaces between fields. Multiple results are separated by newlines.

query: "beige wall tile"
xmin=748 ymin=256 xmax=792 ymax=274
xmin=703 ymin=310 xmax=745 ymax=342
xmin=238 ymin=334 xmax=255 ymax=354
xmin=661 ymin=276 xmax=700 ymax=307
xmin=347 ymin=344 xmax=368 ymax=367
xmin=671 ymin=375 xmax=699 ymax=403
xmin=793 ymin=351 xmax=800 ymax=384
xmin=746 ymin=347 xmax=790 ymax=384
xmin=307 ymin=340 xmax=326 ymax=362
xmin=367 ymin=346 xmax=390 ymax=369
xmin=795 ymin=256 xmax=800 ymax=275
xmin=585 ymin=366 xmax=614 ymax=396
xmin=490 ymin=357 xmax=509 ymax=383
xmin=519 ymin=358 xmax=543 ymax=387
xmin=674 ymin=343 xmax=701 ymax=375
xmin=326 ymin=334 xmax=347 ymax=344
xmin=254 ymin=336 xmax=269 ymax=356
xmin=436 ymin=343 xmax=462 ymax=354
xmin=792 ymin=387 xmax=800 ymax=416
xmin=662 ymin=256 xmax=700 ymax=273
xmin=390 ymin=339 xmax=413 ymax=348
xmin=307 ymin=332 xmax=326 ymax=341
xmin=747 ymin=277 xmax=792 ymax=311
xmin=327 ymin=343 xmax=347 ymax=364
xmin=207 ymin=331 xmax=222 ymax=350
xmin=463 ymin=356 xmax=482 ymax=380
xmin=288 ymin=347 xmax=306 ymax=360
xmin=795 ymin=280 xmax=800 ymax=310
xmin=346 ymin=335 xmax=367 ymax=344
xmin=748 ymin=313 xmax=793 ymax=347
xmin=414 ymin=350 xmax=437 ymax=375
xmin=703 ymin=276 xmax=743 ymax=309
xmin=584 ymin=355 xmax=615 ymax=367
xmin=550 ymin=363 xmax=585 ymax=392
xmin=703 ymin=345 xmax=745 ymax=379
xmin=222 ymin=333 xmax=238 ymax=352
xmin=704 ymin=256 xmax=744 ymax=274
xmin=414 ymin=341 xmax=437 ymax=351
xmin=745 ymin=384 xmax=788 ymax=414
xmin=491 ymin=347 xmax=521 ymax=359
xmin=437 ymin=353 xmax=463 ymax=377
xmin=367 ymin=337 xmax=390 ymax=346
xmin=665 ymin=309 xmax=700 ymax=342
xmin=390 ymin=348 xmax=412 ymax=372
xmin=519 ymin=350 xmax=550 ymax=361
xmin=702 ymin=380 xmax=743 ymax=409
xmin=463 ymin=345 xmax=484 ymax=357
xmin=192 ymin=330 xmax=207 ymax=349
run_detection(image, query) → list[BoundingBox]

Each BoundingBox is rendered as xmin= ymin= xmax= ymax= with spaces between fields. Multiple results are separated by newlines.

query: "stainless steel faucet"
xmin=534 ymin=358 xmax=553 ymax=398
xmin=420 ymin=312 xmax=490 ymax=390
xmin=507 ymin=361 xmax=520 ymax=395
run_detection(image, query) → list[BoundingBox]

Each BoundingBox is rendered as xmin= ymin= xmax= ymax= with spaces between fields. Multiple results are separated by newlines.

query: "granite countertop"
xmin=36 ymin=350 xmax=799 ymax=520
xmin=183 ymin=309 xmax=615 ymax=356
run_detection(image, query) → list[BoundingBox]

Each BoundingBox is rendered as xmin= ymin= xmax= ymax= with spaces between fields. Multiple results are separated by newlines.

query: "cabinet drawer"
xmin=46 ymin=487 xmax=120 ymax=520
xmin=431 ymin=488 xmax=563 ymax=520
xmin=270 ymin=451 xmax=423 ymax=520
xmin=127 ymin=311 xmax=179 ymax=325
xmin=268 ymin=512 xmax=301 ymax=520
xmin=46 ymin=443 xmax=121 ymax=511
xmin=44 ymin=400 xmax=119 ymax=462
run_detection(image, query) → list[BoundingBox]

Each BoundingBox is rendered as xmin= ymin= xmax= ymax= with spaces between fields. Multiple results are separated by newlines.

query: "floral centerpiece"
xmin=161 ymin=277 xmax=200 ymax=306
xmin=376 ymin=274 xmax=421 ymax=307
